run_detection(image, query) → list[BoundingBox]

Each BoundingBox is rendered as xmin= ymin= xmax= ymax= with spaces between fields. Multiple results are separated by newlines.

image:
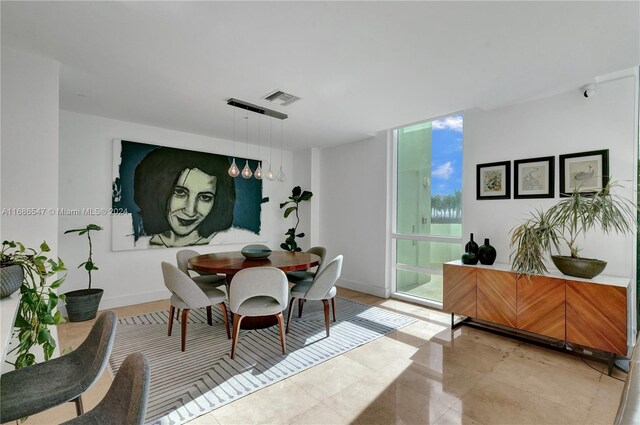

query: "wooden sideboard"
xmin=443 ymin=261 xmax=630 ymax=358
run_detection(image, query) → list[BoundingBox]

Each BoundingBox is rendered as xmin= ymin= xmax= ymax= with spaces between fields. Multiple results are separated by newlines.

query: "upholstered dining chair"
xmin=61 ymin=352 xmax=150 ymax=425
xmin=286 ymin=255 xmax=343 ymax=337
xmin=229 ymin=267 xmax=289 ymax=359
xmin=286 ymin=246 xmax=327 ymax=283
xmin=0 ymin=311 xmax=117 ymax=423
xmin=161 ymin=262 xmax=230 ymax=352
xmin=176 ymin=249 xmax=227 ymax=291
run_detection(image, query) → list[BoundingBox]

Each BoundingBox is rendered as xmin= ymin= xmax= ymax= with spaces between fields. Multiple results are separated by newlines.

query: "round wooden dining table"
xmin=189 ymin=251 xmax=320 ymax=329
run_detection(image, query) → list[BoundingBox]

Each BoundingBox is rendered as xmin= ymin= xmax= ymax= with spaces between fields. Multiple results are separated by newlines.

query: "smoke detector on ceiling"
xmin=264 ymin=90 xmax=301 ymax=106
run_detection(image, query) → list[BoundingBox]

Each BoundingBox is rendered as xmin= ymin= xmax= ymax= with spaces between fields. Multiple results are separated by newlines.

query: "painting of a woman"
xmin=134 ymin=147 xmax=236 ymax=247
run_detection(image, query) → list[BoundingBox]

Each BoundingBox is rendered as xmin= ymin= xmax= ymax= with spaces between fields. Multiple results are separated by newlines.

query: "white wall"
xmin=1 ymin=48 xmax=60 ymax=252
xmin=463 ymin=75 xmax=637 ymax=277
xmin=58 ymin=111 xmax=295 ymax=309
xmin=1 ymin=48 xmax=61 ymax=369
xmin=319 ymin=132 xmax=389 ymax=297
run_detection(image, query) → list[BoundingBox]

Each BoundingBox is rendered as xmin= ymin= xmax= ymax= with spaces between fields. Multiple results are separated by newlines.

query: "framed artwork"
xmin=559 ymin=149 xmax=609 ymax=196
xmin=514 ymin=156 xmax=554 ymax=199
xmin=476 ymin=161 xmax=511 ymax=200
xmin=111 ymin=140 xmax=265 ymax=251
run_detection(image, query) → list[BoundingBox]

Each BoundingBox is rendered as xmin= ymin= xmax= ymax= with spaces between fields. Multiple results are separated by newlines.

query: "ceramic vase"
xmin=461 ymin=252 xmax=479 ymax=265
xmin=478 ymin=238 xmax=496 ymax=265
xmin=464 ymin=233 xmax=479 ymax=255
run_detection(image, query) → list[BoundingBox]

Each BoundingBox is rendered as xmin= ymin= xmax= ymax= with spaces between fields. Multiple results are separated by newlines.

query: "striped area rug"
xmin=109 ymin=297 xmax=416 ymax=425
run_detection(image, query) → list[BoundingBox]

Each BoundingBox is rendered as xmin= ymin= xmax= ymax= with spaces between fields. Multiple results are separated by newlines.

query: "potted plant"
xmin=279 ymin=186 xmax=313 ymax=252
xmin=1 ymin=240 xmax=66 ymax=368
xmin=510 ymin=181 xmax=637 ymax=278
xmin=64 ymin=224 xmax=104 ymax=322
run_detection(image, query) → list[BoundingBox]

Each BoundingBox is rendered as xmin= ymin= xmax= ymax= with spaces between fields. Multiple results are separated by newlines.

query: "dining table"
xmin=189 ymin=250 xmax=320 ymax=329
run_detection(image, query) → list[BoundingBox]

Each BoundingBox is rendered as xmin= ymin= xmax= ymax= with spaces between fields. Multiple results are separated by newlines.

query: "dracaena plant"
xmin=280 ymin=186 xmax=313 ymax=252
xmin=1 ymin=240 xmax=66 ymax=369
xmin=510 ymin=180 xmax=637 ymax=275
xmin=64 ymin=224 xmax=103 ymax=290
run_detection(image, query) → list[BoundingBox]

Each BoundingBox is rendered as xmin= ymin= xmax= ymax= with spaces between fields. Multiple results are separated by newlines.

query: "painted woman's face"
xmin=167 ymin=168 xmax=217 ymax=236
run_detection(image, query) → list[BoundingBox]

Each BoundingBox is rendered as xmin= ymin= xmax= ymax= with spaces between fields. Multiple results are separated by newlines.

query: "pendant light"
xmin=254 ymin=113 xmax=263 ymax=180
xmin=241 ymin=113 xmax=253 ymax=179
xmin=266 ymin=117 xmax=276 ymax=181
xmin=277 ymin=120 xmax=286 ymax=182
xmin=228 ymin=107 xmax=240 ymax=177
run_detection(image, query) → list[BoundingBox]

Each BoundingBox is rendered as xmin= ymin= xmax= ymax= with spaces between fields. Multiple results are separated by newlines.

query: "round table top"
xmin=189 ymin=251 xmax=320 ymax=275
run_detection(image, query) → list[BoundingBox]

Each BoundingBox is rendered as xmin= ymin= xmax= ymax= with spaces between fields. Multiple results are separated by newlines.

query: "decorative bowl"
xmin=241 ymin=244 xmax=272 ymax=259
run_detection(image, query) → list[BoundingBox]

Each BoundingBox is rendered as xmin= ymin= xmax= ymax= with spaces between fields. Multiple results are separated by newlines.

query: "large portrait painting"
xmin=112 ymin=140 xmax=264 ymax=251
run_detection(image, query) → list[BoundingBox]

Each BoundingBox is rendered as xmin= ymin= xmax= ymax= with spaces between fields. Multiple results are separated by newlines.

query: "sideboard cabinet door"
xmin=566 ymin=280 xmax=627 ymax=355
xmin=477 ymin=269 xmax=516 ymax=327
xmin=443 ymin=264 xmax=476 ymax=317
xmin=516 ymin=276 xmax=566 ymax=340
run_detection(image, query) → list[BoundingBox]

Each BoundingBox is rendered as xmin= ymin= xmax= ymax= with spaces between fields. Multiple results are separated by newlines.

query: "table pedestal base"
xmin=237 ymin=315 xmax=279 ymax=330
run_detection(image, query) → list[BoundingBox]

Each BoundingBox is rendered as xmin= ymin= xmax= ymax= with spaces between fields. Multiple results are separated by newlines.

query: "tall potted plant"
xmin=63 ymin=224 xmax=104 ymax=322
xmin=1 ymin=240 xmax=66 ymax=368
xmin=280 ymin=186 xmax=313 ymax=252
xmin=510 ymin=181 xmax=637 ymax=278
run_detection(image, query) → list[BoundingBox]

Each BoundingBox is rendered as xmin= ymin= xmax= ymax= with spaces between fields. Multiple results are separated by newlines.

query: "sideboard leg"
xmin=451 ymin=313 xmax=454 ymax=328
xmin=608 ymin=353 xmax=616 ymax=376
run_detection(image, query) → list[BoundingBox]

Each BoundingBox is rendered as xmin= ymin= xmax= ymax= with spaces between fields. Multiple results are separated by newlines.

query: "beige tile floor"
xmin=22 ymin=288 xmax=625 ymax=425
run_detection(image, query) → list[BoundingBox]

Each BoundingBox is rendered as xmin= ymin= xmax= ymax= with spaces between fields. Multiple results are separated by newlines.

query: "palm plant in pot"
xmin=64 ymin=224 xmax=103 ymax=322
xmin=510 ymin=181 xmax=637 ymax=279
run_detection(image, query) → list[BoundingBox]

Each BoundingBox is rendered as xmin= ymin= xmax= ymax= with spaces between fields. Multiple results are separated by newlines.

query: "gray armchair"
xmin=0 ymin=311 xmax=117 ymax=422
xmin=61 ymin=352 xmax=150 ymax=425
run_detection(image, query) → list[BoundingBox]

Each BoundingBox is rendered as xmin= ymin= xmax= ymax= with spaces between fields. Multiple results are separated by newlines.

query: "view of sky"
xmin=431 ymin=114 xmax=463 ymax=195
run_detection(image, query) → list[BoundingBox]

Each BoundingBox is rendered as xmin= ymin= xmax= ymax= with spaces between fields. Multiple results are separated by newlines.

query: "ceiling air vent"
xmin=264 ymin=90 xmax=300 ymax=106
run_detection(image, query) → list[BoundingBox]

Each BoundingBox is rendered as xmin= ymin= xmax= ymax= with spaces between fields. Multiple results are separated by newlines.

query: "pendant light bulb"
xmin=277 ymin=165 xmax=286 ymax=182
xmin=266 ymin=165 xmax=276 ymax=181
xmin=228 ymin=158 xmax=240 ymax=177
xmin=254 ymin=162 xmax=263 ymax=180
xmin=241 ymin=160 xmax=253 ymax=179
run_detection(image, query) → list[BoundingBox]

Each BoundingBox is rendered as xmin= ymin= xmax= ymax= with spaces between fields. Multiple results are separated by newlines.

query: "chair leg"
xmin=298 ymin=299 xmax=305 ymax=318
xmin=322 ymin=299 xmax=330 ymax=337
xmin=285 ymin=297 xmax=296 ymax=334
xmin=276 ymin=312 xmax=286 ymax=354
xmin=331 ymin=297 xmax=337 ymax=322
xmin=219 ymin=302 xmax=231 ymax=339
xmin=73 ymin=395 xmax=84 ymax=416
xmin=206 ymin=306 xmax=213 ymax=326
xmin=176 ymin=308 xmax=181 ymax=322
xmin=168 ymin=305 xmax=175 ymax=336
xmin=181 ymin=308 xmax=190 ymax=352
xmin=231 ymin=314 xmax=243 ymax=359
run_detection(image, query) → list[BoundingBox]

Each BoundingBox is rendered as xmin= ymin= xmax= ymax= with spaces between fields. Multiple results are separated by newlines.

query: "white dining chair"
xmin=286 ymin=255 xmax=343 ymax=337
xmin=229 ymin=267 xmax=289 ymax=359
xmin=176 ymin=249 xmax=227 ymax=291
xmin=161 ymin=262 xmax=230 ymax=352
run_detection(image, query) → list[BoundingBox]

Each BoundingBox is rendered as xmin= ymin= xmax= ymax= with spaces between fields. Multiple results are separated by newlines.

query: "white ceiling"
xmin=2 ymin=1 xmax=639 ymax=151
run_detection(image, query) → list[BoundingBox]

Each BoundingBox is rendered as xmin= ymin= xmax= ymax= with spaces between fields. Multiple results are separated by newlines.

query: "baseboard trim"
xmin=336 ymin=278 xmax=390 ymax=298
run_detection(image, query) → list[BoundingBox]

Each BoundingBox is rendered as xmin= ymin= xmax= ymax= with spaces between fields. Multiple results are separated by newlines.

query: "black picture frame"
xmin=476 ymin=161 xmax=511 ymax=200
xmin=559 ymin=149 xmax=609 ymax=197
xmin=514 ymin=156 xmax=555 ymax=199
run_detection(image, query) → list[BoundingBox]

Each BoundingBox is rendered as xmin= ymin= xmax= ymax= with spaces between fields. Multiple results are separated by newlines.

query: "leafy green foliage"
xmin=1 ymin=240 xmax=67 ymax=369
xmin=65 ymin=224 xmax=103 ymax=290
xmin=510 ymin=181 xmax=637 ymax=276
xmin=280 ymin=186 xmax=313 ymax=252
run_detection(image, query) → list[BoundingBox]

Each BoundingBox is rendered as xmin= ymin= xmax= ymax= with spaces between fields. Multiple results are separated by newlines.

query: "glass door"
xmin=392 ymin=115 xmax=463 ymax=306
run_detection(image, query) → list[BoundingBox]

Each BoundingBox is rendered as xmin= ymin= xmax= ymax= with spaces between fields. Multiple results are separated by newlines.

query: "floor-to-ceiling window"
xmin=392 ymin=114 xmax=463 ymax=307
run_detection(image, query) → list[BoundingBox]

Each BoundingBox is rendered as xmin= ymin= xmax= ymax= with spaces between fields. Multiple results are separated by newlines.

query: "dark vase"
xmin=464 ymin=233 xmax=479 ymax=255
xmin=461 ymin=252 xmax=478 ymax=265
xmin=478 ymin=238 xmax=496 ymax=265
